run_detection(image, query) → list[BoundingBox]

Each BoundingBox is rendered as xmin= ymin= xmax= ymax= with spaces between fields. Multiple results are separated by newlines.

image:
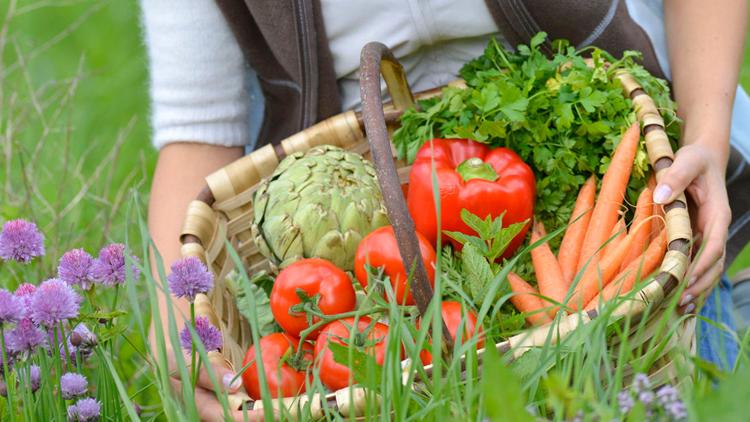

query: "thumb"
xmin=196 ymin=351 xmax=243 ymax=393
xmin=652 ymin=146 xmax=703 ymax=204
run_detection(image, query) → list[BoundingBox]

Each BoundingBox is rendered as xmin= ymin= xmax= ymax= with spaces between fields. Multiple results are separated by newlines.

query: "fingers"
xmin=653 ymin=146 xmax=706 ymax=204
xmin=168 ymin=348 xmax=243 ymax=394
xmin=688 ymin=214 xmax=729 ymax=284
xmin=169 ymin=379 xmax=265 ymax=422
xmin=680 ymin=253 xmax=725 ymax=314
xmin=196 ymin=352 xmax=243 ymax=394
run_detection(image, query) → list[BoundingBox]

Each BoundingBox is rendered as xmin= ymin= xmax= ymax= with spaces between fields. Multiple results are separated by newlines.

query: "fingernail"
xmin=223 ymin=373 xmax=241 ymax=391
xmin=688 ymin=276 xmax=697 ymax=286
xmin=684 ymin=303 xmax=696 ymax=314
xmin=653 ymin=184 xmax=672 ymax=204
xmin=679 ymin=294 xmax=693 ymax=307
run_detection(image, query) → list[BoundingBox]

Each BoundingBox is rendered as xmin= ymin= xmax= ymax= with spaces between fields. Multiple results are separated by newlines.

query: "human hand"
xmin=167 ymin=348 xmax=267 ymax=421
xmin=652 ymin=143 xmax=731 ymax=313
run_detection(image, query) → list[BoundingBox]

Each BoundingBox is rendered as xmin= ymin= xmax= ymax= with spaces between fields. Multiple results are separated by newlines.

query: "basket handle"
xmin=359 ymin=42 xmax=455 ymax=350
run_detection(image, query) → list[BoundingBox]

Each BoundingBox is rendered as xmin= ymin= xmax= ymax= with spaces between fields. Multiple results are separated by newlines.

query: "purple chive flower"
xmin=7 ymin=318 xmax=47 ymax=354
xmin=58 ymin=249 xmax=95 ymax=290
xmin=656 ymin=384 xmax=680 ymax=406
xmin=0 ymin=219 xmax=45 ymax=263
xmin=180 ymin=316 xmax=222 ymax=352
xmin=67 ymin=397 xmax=101 ymax=422
xmin=168 ymin=257 xmax=214 ymax=302
xmin=666 ymin=400 xmax=688 ymax=420
xmin=66 ymin=324 xmax=97 ymax=362
xmin=638 ymin=390 xmax=655 ymax=407
xmin=0 ymin=288 xmax=23 ymax=325
xmin=60 ymin=372 xmax=88 ymax=400
xmin=14 ymin=283 xmax=37 ymax=318
xmin=617 ymin=390 xmax=635 ymax=414
xmin=30 ymin=279 xmax=81 ymax=327
xmin=70 ymin=324 xmax=97 ymax=349
xmin=89 ymin=243 xmax=140 ymax=286
xmin=632 ymin=373 xmax=651 ymax=394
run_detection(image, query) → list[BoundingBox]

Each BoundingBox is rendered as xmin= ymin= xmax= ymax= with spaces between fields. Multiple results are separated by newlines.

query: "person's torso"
xmin=321 ymin=0 xmax=501 ymax=109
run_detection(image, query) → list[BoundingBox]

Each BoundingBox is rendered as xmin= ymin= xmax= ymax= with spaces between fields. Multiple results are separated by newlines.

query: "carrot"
xmin=530 ymin=220 xmax=568 ymax=316
xmin=558 ymin=176 xmax=596 ymax=284
xmin=585 ymin=228 xmax=667 ymax=310
xmin=602 ymin=217 xmax=626 ymax=257
xmin=621 ymin=187 xmax=653 ymax=269
xmin=577 ymin=123 xmax=641 ymax=273
xmin=568 ymin=227 xmax=636 ymax=311
xmin=507 ymin=272 xmax=552 ymax=326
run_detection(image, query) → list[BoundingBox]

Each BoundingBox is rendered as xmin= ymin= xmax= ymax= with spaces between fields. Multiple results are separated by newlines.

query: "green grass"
xmin=2 ymin=1 xmax=750 ymax=420
xmin=1 ymin=0 xmax=157 ymax=416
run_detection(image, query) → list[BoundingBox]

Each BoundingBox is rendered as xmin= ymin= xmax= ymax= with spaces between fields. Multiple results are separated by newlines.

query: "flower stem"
xmin=110 ymin=284 xmax=120 ymax=311
xmin=190 ymin=303 xmax=197 ymax=388
xmin=59 ymin=321 xmax=73 ymax=370
xmin=1 ymin=327 xmax=17 ymax=422
xmin=52 ymin=326 xmax=67 ymax=417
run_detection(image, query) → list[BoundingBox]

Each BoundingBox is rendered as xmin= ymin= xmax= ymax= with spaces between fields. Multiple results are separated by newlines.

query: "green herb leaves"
xmin=392 ymin=34 xmax=680 ymax=232
xmin=444 ymin=210 xmax=527 ymax=303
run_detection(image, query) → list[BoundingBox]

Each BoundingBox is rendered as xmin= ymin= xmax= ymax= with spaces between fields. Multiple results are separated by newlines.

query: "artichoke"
xmin=252 ymin=145 xmax=389 ymax=271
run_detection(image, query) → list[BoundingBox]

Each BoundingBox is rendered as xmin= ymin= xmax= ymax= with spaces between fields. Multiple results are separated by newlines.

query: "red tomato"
xmin=314 ymin=317 xmax=396 ymax=391
xmin=241 ymin=333 xmax=313 ymax=399
xmin=354 ymin=226 xmax=436 ymax=305
xmin=419 ymin=301 xmax=484 ymax=365
xmin=270 ymin=258 xmax=356 ymax=338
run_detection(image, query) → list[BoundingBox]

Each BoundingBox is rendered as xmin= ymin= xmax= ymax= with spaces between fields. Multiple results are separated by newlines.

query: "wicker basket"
xmin=179 ymin=42 xmax=695 ymax=416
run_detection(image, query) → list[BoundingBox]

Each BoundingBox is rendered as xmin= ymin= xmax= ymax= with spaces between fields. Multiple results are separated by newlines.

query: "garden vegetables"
xmin=393 ymin=35 xmax=679 ymax=231
xmin=241 ymin=333 xmax=313 ymax=399
xmin=419 ymin=301 xmax=483 ymax=365
xmin=407 ymin=138 xmax=535 ymax=257
xmin=270 ymin=258 xmax=357 ymax=338
xmin=252 ymin=145 xmax=389 ymax=272
xmin=314 ymin=317 xmax=396 ymax=391
xmin=354 ymin=226 xmax=436 ymax=305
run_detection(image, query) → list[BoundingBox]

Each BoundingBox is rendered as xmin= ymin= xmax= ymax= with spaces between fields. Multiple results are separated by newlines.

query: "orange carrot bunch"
xmin=507 ymin=123 xmax=668 ymax=325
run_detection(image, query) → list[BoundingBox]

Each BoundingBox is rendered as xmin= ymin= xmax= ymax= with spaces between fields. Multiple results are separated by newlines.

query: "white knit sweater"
xmin=140 ymin=0 xmax=677 ymax=150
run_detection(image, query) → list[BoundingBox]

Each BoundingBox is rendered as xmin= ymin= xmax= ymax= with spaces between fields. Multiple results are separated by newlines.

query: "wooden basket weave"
xmin=179 ymin=42 xmax=695 ymax=416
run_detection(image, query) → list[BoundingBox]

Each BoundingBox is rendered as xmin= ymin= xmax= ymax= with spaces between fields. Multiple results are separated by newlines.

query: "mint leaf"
xmin=487 ymin=220 xmax=528 ymax=262
xmin=460 ymin=243 xmax=495 ymax=301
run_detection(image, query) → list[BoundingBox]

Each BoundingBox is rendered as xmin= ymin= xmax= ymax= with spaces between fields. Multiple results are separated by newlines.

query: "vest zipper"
xmin=293 ymin=0 xmax=318 ymax=130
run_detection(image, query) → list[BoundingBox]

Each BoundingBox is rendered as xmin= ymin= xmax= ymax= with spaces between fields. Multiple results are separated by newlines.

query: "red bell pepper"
xmin=406 ymin=138 xmax=535 ymax=257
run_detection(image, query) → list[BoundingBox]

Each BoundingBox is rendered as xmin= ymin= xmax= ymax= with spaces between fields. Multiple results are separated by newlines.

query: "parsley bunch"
xmin=392 ymin=33 xmax=680 ymax=234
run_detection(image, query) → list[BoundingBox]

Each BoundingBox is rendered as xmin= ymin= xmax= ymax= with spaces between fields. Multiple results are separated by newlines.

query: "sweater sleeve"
xmin=140 ymin=0 xmax=251 ymax=149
